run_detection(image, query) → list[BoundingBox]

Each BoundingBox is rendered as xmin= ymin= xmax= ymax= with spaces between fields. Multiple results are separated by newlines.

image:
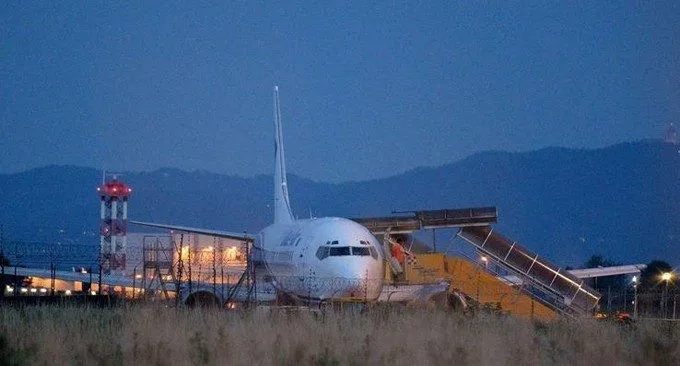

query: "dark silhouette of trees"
xmin=0 ymin=253 xmax=8 ymax=267
xmin=584 ymin=255 xmax=617 ymax=268
xmin=583 ymin=255 xmax=625 ymax=291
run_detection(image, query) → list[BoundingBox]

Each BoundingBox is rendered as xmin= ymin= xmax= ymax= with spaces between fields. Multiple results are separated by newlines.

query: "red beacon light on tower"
xmin=97 ymin=180 xmax=132 ymax=198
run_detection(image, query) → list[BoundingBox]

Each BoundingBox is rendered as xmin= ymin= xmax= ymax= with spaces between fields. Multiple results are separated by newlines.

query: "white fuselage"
xmin=255 ymin=217 xmax=385 ymax=301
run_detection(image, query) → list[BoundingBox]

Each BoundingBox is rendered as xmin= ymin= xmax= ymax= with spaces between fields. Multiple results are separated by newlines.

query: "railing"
xmin=457 ymin=226 xmax=601 ymax=316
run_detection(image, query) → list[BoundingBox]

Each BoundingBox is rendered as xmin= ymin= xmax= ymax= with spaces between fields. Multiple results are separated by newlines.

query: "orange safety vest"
xmin=391 ymin=243 xmax=406 ymax=265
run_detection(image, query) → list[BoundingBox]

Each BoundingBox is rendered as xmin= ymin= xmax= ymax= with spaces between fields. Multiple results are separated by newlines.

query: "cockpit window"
xmin=316 ymin=246 xmax=330 ymax=260
xmin=368 ymin=246 xmax=379 ymax=260
xmin=331 ymin=240 xmax=339 ymax=245
xmin=351 ymin=247 xmax=370 ymax=256
xmin=316 ymin=246 xmax=380 ymax=260
xmin=329 ymin=246 xmax=350 ymax=256
xmin=359 ymin=240 xmax=370 ymax=245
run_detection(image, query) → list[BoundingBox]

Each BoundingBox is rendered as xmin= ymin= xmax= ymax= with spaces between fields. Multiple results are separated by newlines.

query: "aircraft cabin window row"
xmin=315 ymin=246 xmax=379 ymax=260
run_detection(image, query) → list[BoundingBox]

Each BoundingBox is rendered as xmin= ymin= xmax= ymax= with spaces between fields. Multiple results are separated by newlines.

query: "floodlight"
xmin=661 ymin=272 xmax=673 ymax=282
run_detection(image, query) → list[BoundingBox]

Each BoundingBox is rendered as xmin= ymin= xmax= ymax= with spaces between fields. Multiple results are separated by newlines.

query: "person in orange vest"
xmin=391 ymin=241 xmax=406 ymax=266
xmin=390 ymin=238 xmax=407 ymax=283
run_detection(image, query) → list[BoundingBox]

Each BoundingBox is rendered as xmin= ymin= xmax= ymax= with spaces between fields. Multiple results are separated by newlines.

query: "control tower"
xmin=97 ymin=176 xmax=131 ymax=275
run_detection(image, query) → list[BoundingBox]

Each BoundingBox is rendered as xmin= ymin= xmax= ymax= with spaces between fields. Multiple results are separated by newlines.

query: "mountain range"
xmin=1 ymin=139 xmax=678 ymax=268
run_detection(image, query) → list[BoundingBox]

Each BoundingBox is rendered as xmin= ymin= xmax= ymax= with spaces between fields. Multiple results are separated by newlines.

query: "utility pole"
xmin=212 ymin=237 xmax=217 ymax=296
xmin=187 ymin=236 xmax=193 ymax=294
xmin=13 ymin=241 xmax=23 ymax=296
xmin=432 ymin=229 xmax=436 ymax=253
xmin=246 ymin=240 xmax=252 ymax=306
xmin=662 ymin=282 xmax=669 ymax=318
xmin=132 ymin=267 xmax=137 ymax=300
xmin=49 ymin=241 xmax=56 ymax=296
xmin=175 ymin=234 xmax=184 ymax=307
xmin=98 ymin=260 xmax=103 ymax=295
xmin=632 ymin=276 xmax=639 ymax=318
xmin=0 ymin=224 xmax=5 ymax=300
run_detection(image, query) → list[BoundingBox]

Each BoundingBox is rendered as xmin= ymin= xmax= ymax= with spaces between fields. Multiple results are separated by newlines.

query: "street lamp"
xmin=662 ymin=272 xmax=673 ymax=282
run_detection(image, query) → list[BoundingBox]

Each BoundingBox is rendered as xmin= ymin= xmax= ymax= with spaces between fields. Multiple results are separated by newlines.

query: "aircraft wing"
xmin=567 ymin=264 xmax=647 ymax=279
xmin=130 ymin=221 xmax=255 ymax=242
xmin=500 ymin=264 xmax=647 ymax=286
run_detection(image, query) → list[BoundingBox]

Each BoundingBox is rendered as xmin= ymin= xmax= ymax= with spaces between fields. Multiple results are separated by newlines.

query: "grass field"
xmin=1 ymin=305 xmax=679 ymax=365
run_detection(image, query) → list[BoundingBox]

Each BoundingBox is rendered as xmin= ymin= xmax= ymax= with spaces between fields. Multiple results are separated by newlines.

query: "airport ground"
xmin=1 ymin=304 xmax=679 ymax=366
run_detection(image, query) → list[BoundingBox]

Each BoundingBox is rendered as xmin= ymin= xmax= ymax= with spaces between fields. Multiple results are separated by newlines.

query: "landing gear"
xmin=184 ymin=291 xmax=220 ymax=308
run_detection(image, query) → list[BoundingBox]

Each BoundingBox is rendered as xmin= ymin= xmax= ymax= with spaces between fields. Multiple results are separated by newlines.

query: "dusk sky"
xmin=1 ymin=2 xmax=678 ymax=182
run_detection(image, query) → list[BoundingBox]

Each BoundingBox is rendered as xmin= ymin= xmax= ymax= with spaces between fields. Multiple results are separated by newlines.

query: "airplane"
xmin=132 ymin=86 xmax=387 ymax=303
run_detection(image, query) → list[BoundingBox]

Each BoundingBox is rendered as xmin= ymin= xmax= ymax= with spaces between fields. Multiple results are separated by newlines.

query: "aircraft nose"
xmin=339 ymin=260 xmax=383 ymax=300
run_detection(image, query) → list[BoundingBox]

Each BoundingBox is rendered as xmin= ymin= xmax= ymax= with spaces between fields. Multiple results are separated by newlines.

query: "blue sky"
xmin=1 ymin=1 xmax=678 ymax=182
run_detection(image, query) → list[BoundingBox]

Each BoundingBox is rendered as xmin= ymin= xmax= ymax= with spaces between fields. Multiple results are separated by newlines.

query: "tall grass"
xmin=1 ymin=305 xmax=679 ymax=365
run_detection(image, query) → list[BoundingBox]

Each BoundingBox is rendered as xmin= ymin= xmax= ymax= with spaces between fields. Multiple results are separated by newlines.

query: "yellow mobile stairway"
xmin=396 ymin=252 xmax=558 ymax=321
xmin=360 ymin=207 xmax=601 ymax=319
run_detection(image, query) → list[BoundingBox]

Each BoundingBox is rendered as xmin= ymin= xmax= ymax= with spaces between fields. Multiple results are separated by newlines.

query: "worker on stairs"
xmin=391 ymin=238 xmax=406 ymax=282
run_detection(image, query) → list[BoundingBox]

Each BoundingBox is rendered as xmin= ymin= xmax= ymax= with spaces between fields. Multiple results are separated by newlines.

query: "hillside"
xmin=1 ymin=140 xmax=678 ymax=267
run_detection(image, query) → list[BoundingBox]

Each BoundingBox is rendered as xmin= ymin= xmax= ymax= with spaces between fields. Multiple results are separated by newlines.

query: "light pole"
xmin=632 ymin=276 xmax=639 ymax=318
xmin=660 ymin=272 xmax=674 ymax=319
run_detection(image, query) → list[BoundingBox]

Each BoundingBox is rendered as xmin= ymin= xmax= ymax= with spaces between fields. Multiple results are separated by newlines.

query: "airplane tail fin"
xmin=273 ymin=86 xmax=294 ymax=224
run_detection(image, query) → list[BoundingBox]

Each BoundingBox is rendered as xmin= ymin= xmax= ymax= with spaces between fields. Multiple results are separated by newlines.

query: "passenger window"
xmin=316 ymin=247 xmax=330 ymax=260
xmin=329 ymin=247 xmax=350 ymax=256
